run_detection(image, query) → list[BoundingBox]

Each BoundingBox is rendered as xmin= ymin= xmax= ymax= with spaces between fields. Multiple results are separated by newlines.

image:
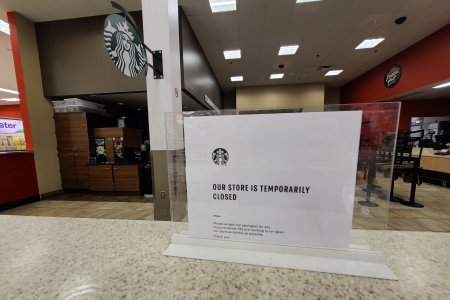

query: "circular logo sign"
xmin=384 ymin=64 xmax=402 ymax=88
xmin=212 ymin=148 xmax=229 ymax=166
xmin=104 ymin=14 xmax=147 ymax=77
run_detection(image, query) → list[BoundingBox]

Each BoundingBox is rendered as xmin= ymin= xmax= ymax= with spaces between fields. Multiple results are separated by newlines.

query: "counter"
xmin=0 ymin=152 xmax=39 ymax=207
xmin=0 ymin=215 xmax=449 ymax=299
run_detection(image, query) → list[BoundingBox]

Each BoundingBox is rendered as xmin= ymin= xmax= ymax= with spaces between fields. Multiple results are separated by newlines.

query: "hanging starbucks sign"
xmin=104 ymin=14 xmax=147 ymax=77
xmin=384 ymin=64 xmax=402 ymax=88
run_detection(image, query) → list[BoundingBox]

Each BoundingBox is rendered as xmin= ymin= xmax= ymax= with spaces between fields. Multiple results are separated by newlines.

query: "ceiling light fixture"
xmin=278 ymin=45 xmax=299 ymax=56
xmin=296 ymin=0 xmax=323 ymax=3
xmin=1 ymin=98 xmax=19 ymax=101
xmin=0 ymin=87 xmax=19 ymax=94
xmin=209 ymin=0 xmax=236 ymax=13
xmin=223 ymin=49 xmax=241 ymax=59
xmin=230 ymin=76 xmax=243 ymax=82
xmin=355 ymin=38 xmax=385 ymax=49
xmin=325 ymin=70 xmax=343 ymax=76
xmin=270 ymin=73 xmax=284 ymax=79
xmin=0 ymin=19 xmax=10 ymax=35
xmin=0 ymin=88 xmax=19 ymax=95
xmin=117 ymin=102 xmax=124 ymax=105
xmin=432 ymin=82 xmax=450 ymax=89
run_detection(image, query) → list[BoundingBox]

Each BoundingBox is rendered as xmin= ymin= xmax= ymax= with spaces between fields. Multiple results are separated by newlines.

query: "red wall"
xmin=397 ymin=98 xmax=450 ymax=130
xmin=0 ymin=12 xmax=40 ymax=207
xmin=8 ymin=12 xmax=33 ymax=151
xmin=0 ymin=105 xmax=21 ymax=118
xmin=0 ymin=153 xmax=39 ymax=205
xmin=341 ymin=24 xmax=450 ymax=104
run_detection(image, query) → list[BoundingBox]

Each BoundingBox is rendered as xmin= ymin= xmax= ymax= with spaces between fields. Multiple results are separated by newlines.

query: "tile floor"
xmin=0 ymin=194 xmax=154 ymax=221
xmin=1 ymin=177 xmax=449 ymax=232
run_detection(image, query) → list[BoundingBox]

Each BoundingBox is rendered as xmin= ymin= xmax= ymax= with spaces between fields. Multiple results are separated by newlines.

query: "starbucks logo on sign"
xmin=212 ymin=148 xmax=229 ymax=166
xmin=104 ymin=14 xmax=147 ymax=77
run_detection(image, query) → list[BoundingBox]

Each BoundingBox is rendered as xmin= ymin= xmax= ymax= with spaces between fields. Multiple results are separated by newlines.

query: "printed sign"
xmin=0 ymin=118 xmax=26 ymax=151
xmin=184 ymin=111 xmax=362 ymax=249
xmin=104 ymin=14 xmax=147 ymax=77
xmin=113 ymin=136 xmax=124 ymax=161
xmin=384 ymin=64 xmax=402 ymax=88
xmin=95 ymin=137 xmax=107 ymax=163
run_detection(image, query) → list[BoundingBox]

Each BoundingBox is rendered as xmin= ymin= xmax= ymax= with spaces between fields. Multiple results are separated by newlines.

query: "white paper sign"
xmin=184 ymin=111 xmax=362 ymax=249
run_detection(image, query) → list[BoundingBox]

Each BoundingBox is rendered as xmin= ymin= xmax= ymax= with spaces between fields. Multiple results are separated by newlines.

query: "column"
xmin=142 ymin=0 xmax=183 ymax=220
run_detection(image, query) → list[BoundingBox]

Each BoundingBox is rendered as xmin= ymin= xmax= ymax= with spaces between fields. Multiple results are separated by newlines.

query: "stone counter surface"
xmin=0 ymin=216 xmax=449 ymax=299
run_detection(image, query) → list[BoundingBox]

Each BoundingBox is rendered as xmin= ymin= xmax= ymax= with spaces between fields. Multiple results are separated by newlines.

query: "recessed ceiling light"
xmin=223 ymin=49 xmax=241 ymax=60
xmin=278 ymin=45 xmax=299 ymax=56
xmin=137 ymin=108 xmax=142 ymax=111
xmin=117 ymin=102 xmax=124 ymax=105
xmin=325 ymin=70 xmax=343 ymax=76
xmin=1 ymin=98 xmax=19 ymax=101
xmin=209 ymin=0 xmax=236 ymax=13
xmin=0 ymin=20 xmax=10 ymax=35
xmin=296 ymin=0 xmax=323 ymax=3
xmin=230 ymin=76 xmax=243 ymax=82
xmin=432 ymin=82 xmax=450 ymax=89
xmin=0 ymin=87 xmax=19 ymax=94
xmin=355 ymin=38 xmax=385 ymax=49
xmin=270 ymin=73 xmax=284 ymax=79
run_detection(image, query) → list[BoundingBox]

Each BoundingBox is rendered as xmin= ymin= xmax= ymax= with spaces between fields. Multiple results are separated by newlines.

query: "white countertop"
xmin=0 ymin=215 xmax=449 ymax=299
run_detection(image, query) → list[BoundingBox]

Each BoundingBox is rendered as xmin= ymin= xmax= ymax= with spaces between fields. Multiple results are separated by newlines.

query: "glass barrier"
xmin=165 ymin=102 xmax=400 ymax=253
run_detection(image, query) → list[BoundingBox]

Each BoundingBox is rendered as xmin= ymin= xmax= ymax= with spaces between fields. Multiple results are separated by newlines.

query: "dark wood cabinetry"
xmin=54 ymin=112 xmax=113 ymax=190
xmin=88 ymin=165 xmax=114 ymax=191
xmin=113 ymin=165 xmax=140 ymax=191
xmin=88 ymin=164 xmax=140 ymax=192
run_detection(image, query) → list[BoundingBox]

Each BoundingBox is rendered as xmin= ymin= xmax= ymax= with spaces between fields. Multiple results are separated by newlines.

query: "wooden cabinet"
xmin=54 ymin=112 xmax=114 ymax=190
xmin=88 ymin=165 xmax=114 ymax=191
xmin=88 ymin=164 xmax=140 ymax=192
xmin=113 ymin=165 xmax=140 ymax=191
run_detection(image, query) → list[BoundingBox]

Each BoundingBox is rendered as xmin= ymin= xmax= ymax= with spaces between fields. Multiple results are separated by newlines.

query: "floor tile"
xmin=388 ymin=217 xmax=429 ymax=231
xmin=411 ymin=219 xmax=450 ymax=232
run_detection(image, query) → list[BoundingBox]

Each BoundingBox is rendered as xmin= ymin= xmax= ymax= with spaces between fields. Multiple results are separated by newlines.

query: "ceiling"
xmin=0 ymin=0 xmax=449 ymax=108
xmin=180 ymin=0 xmax=450 ymax=92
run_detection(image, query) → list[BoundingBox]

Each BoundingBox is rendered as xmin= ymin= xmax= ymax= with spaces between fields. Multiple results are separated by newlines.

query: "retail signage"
xmin=104 ymin=14 xmax=147 ymax=77
xmin=384 ymin=64 xmax=402 ymax=88
xmin=0 ymin=118 xmax=26 ymax=151
xmin=103 ymin=1 xmax=164 ymax=79
xmin=184 ymin=111 xmax=362 ymax=249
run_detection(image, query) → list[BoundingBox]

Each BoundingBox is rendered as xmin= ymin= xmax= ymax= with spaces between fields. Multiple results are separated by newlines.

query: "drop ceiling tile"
xmin=213 ymin=12 xmax=239 ymax=42
xmin=238 ymin=8 xmax=264 ymax=39
xmin=187 ymin=14 xmax=219 ymax=43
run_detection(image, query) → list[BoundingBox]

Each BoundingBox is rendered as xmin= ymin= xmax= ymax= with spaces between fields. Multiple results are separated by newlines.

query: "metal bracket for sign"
xmin=152 ymin=50 xmax=163 ymax=79
xmin=111 ymin=1 xmax=164 ymax=79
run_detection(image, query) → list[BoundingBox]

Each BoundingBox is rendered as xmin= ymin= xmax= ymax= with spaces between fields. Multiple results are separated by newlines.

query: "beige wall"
xmin=15 ymin=13 xmax=62 ymax=195
xmin=236 ymin=83 xmax=325 ymax=112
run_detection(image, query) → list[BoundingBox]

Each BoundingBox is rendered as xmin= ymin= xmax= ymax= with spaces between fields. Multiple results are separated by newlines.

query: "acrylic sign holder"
xmin=163 ymin=103 xmax=400 ymax=280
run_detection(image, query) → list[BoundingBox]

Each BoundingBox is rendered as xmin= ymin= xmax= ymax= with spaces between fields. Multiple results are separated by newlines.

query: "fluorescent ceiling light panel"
xmin=325 ymin=70 xmax=343 ymax=76
xmin=270 ymin=73 xmax=284 ymax=79
xmin=355 ymin=38 xmax=385 ymax=49
xmin=0 ymin=19 xmax=10 ymax=35
xmin=1 ymin=98 xmax=19 ymax=101
xmin=0 ymin=88 xmax=19 ymax=94
xmin=432 ymin=82 xmax=450 ymax=89
xmin=296 ymin=0 xmax=323 ymax=3
xmin=230 ymin=76 xmax=243 ymax=82
xmin=278 ymin=45 xmax=299 ymax=56
xmin=223 ymin=49 xmax=241 ymax=59
xmin=209 ymin=0 xmax=236 ymax=13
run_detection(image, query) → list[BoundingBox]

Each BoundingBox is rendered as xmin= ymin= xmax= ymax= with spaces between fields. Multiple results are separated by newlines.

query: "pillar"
xmin=142 ymin=0 xmax=183 ymax=220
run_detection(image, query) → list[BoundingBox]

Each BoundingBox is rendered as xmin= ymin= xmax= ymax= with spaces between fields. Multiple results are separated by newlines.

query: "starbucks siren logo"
xmin=212 ymin=148 xmax=229 ymax=166
xmin=104 ymin=14 xmax=147 ymax=77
